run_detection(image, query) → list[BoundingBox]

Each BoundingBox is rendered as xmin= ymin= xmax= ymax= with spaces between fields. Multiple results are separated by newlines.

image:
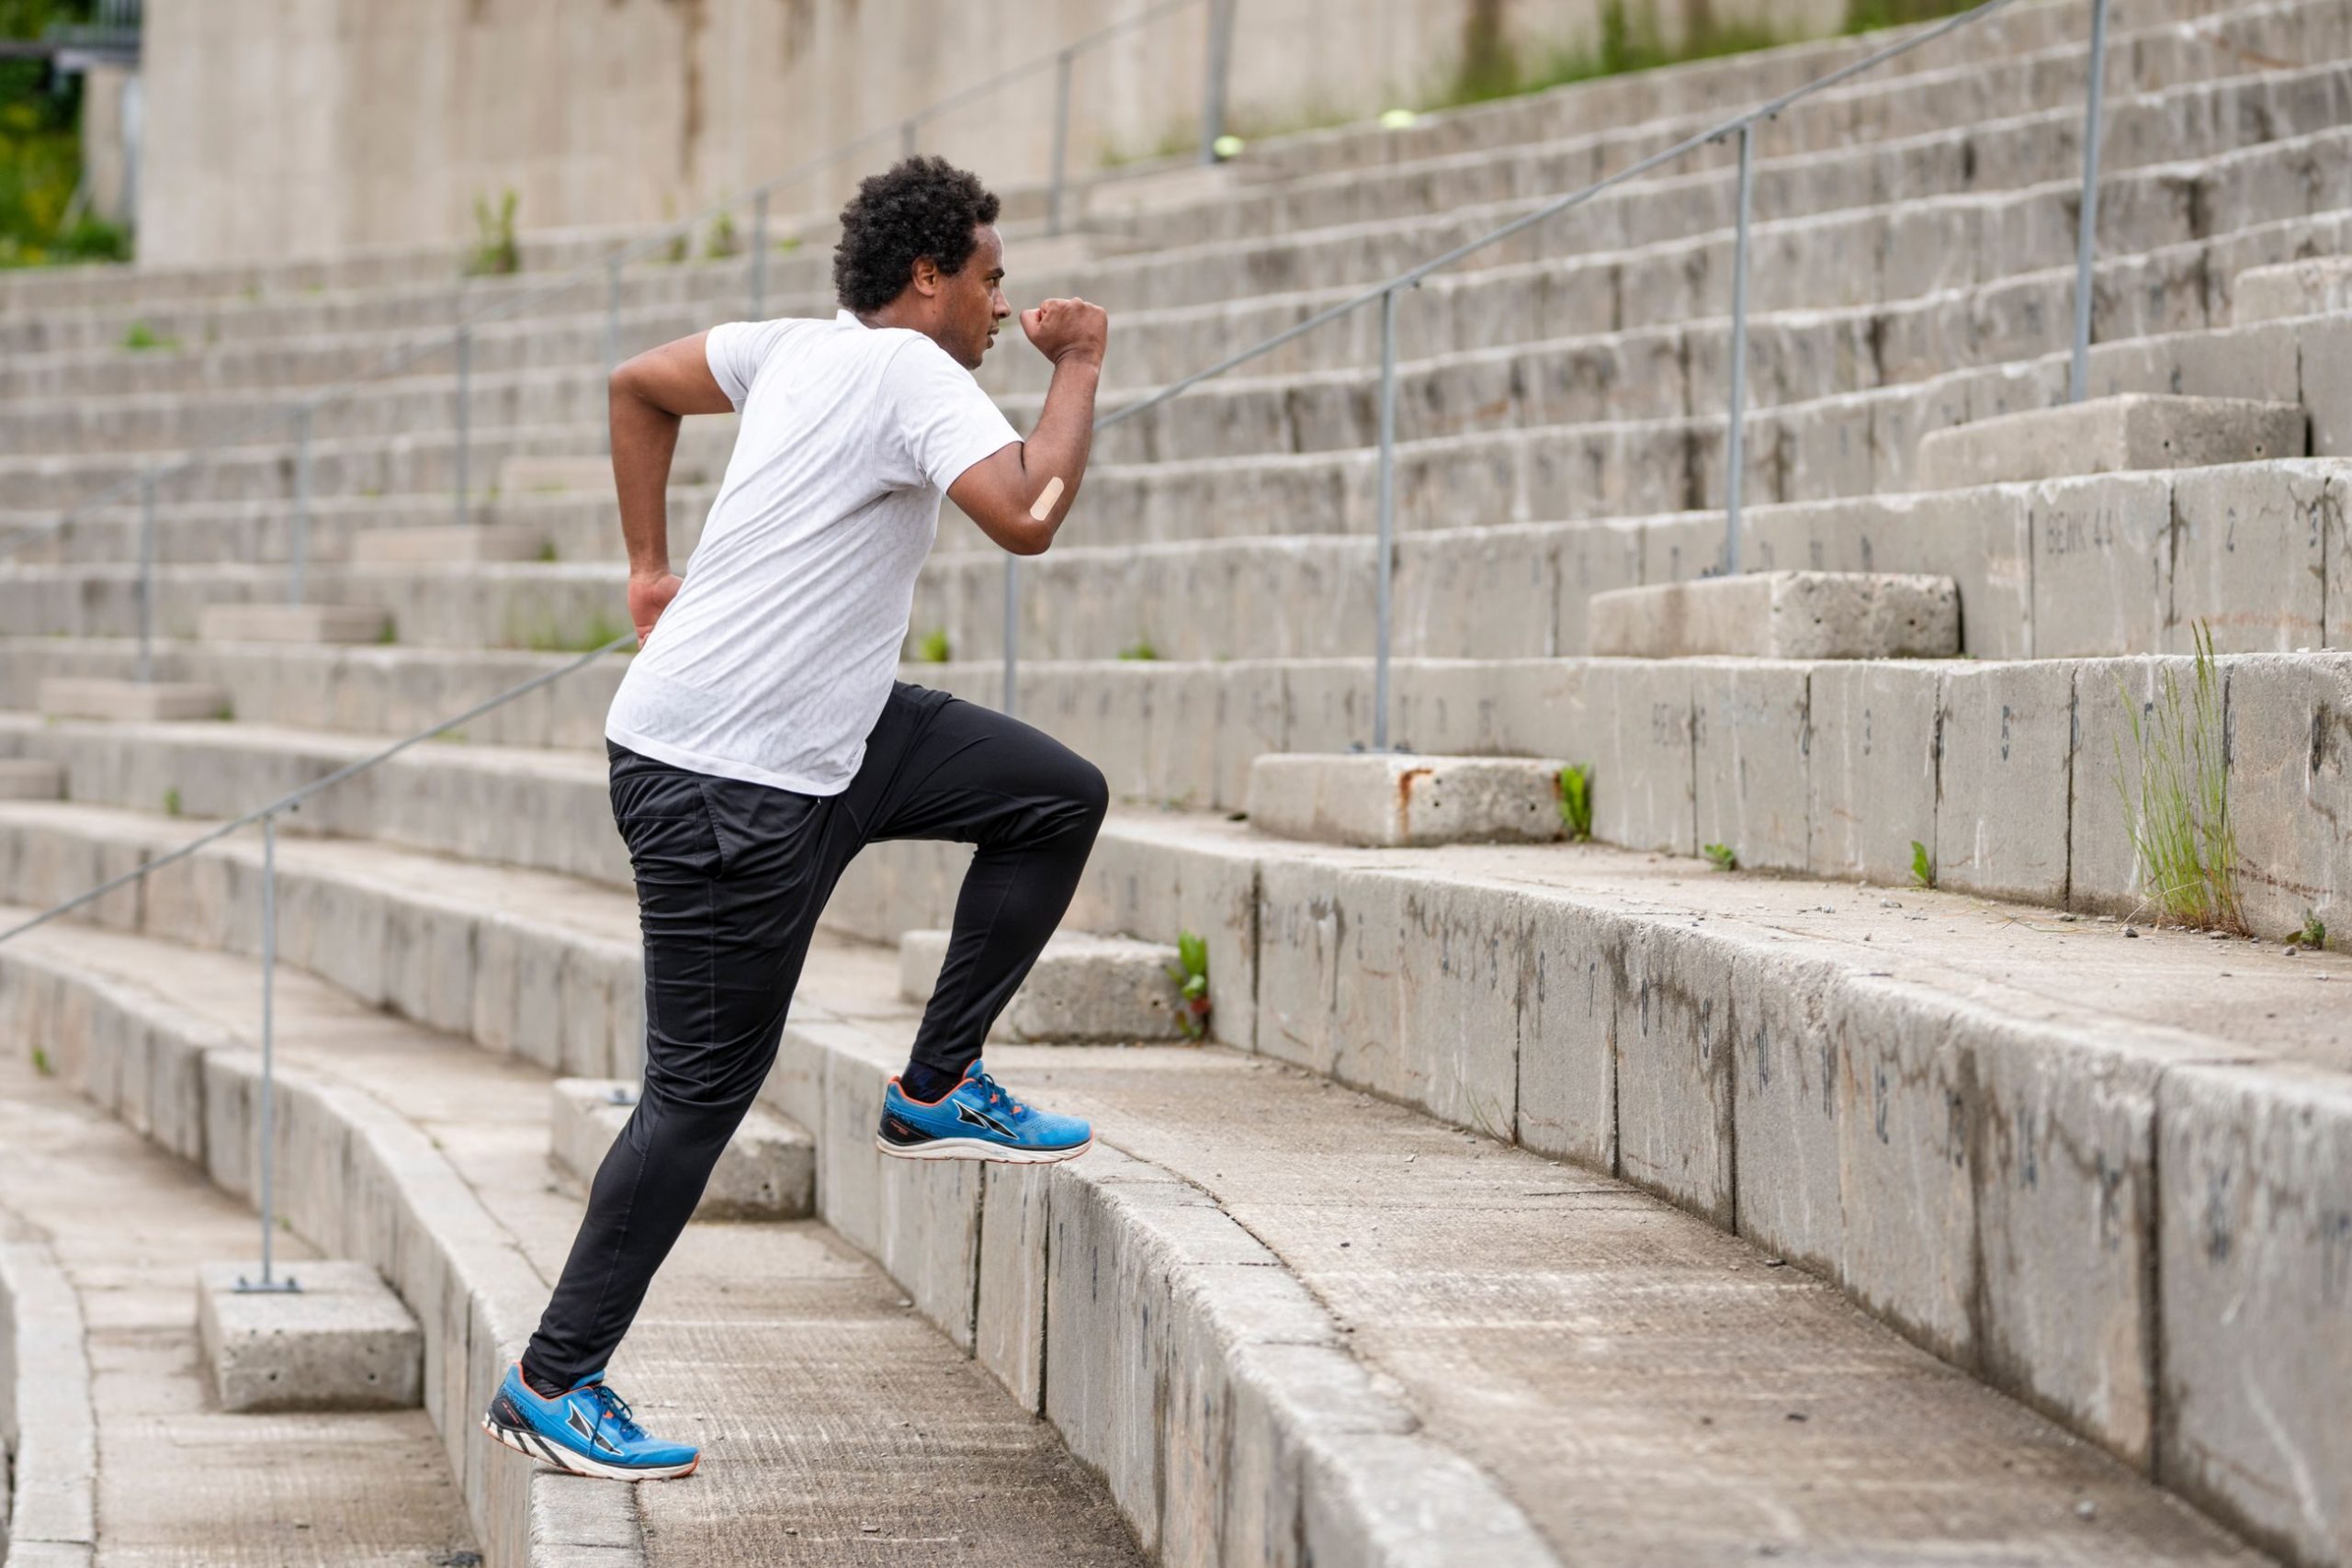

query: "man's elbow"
xmin=1003 ymin=522 xmax=1053 ymax=557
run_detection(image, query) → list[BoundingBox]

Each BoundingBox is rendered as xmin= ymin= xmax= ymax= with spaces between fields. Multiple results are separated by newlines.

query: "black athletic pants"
xmin=522 ymin=682 xmax=1108 ymax=1391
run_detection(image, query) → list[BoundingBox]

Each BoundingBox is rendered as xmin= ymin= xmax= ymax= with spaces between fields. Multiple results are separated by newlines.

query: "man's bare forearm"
xmin=611 ymin=384 xmax=683 ymax=581
xmin=1018 ymin=355 xmax=1101 ymax=546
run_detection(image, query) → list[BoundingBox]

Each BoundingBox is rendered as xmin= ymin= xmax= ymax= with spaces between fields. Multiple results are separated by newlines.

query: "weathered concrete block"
xmin=1691 ymin=660 xmax=1811 ymax=874
xmin=548 ymin=1078 xmax=813 ymax=1220
xmin=1834 ymin=981 xmax=1977 ymax=1366
xmin=196 ymin=1259 xmax=423 ymax=1413
xmin=1588 ymin=570 xmax=1959 ymax=660
xmin=349 ymin=525 xmax=548 ymax=564
xmin=198 ymin=604 xmax=389 ymax=645
xmin=2157 ymin=1062 xmax=2352 ymax=1567
xmin=1245 ymin=752 xmax=1566 ymax=848
xmin=2027 ymin=473 xmax=2174 ymax=659
xmin=2166 ymin=462 xmax=2336 ymax=655
xmin=1935 ymin=661 xmax=2074 ymax=904
xmin=1916 ymin=394 xmax=2306 ymax=490
xmin=1806 ymin=660 xmax=1940 ymax=885
xmin=1515 ymin=894 xmax=1614 ymax=1171
xmin=2219 ymin=653 xmax=2352 ymax=939
xmin=2232 ymin=256 xmax=2352 ymax=324
xmin=897 ymin=928 xmax=1187 ymax=1043
xmin=1588 ymin=660 xmax=1692 ymax=854
xmin=1611 ymin=919 xmax=1736 ymax=1227
xmin=0 ymin=758 xmax=62 ymax=798
xmin=35 ymin=678 xmax=228 ymax=723
xmin=1729 ymin=944 xmax=1844 ymax=1276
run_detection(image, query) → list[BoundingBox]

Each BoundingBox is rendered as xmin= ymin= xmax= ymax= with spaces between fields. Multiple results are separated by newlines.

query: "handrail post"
xmin=602 ymin=258 xmax=624 ymax=455
xmin=750 ymin=188 xmax=770 ymax=320
xmin=136 ymin=473 xmax=156 ymax=683
xmin=288 ymin=407 xmax=311 ymax=605
xmin=1198 ymin=0 xmax=1235 ymax=164
xmin=235 ymin=809 xmax=300 ymax=1294
xmin=1374 ymin=285 xmax=1398 ymax=752
xmin=1047 ymin=49 xmax=1075 ymax=236
xmin=454 ymin=327 xmax=471 ymax=530
xmin=2069 ymin=0 xmax=2110 ymax=402
xmin=1002 ymin=555 xmax=1020 ymax=717
xmin=1724 ymin=121 xmax=1755 ymax=576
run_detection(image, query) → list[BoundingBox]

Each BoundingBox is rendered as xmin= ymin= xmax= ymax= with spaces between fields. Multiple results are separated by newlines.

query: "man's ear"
xmin=910 ymin=255 xmax=939 ymax=298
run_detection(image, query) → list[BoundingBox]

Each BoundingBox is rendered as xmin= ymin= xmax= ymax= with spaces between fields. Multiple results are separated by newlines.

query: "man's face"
xmin=939 ymin=224 xmax=1010 ymax=369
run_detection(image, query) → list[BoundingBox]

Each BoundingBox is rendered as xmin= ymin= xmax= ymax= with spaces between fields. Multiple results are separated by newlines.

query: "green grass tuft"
xmin=465 ymin=190 xmax=520 ymax=277
xmin=914 ymin=628 xmax=952 ymax=664
xmin=1702 ymin=842 xmax=1736 ymax=872
xmin=2115 ymin=625 xmax=2243 ymax=932
xmin=1165 ymin=931 xmax=1212 ymax=1041
xmin=163 ymin=786 xmax=181 ymax=818
xmin=121 ymin=321 xmax=178 ymax=352
xmin=30 ymin=1045 xmax=53 ymax=1077
xmin=1910 ymin=839 xmax=1935 ymax=889
xmin=1557 ymin=763 xmax=1593 ymax=842
xmin=1119 ymin=638 xmax=1159 ymax=662
xmin=2293 ymin=910 xmax=2326 ymax=951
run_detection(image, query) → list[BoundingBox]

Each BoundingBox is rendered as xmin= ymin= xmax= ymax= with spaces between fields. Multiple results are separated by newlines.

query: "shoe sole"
xmin=874 ymin=1133 xmax=1093 ymax=1164
xmin=481 ymin=1414 xmax=700 ymax=1482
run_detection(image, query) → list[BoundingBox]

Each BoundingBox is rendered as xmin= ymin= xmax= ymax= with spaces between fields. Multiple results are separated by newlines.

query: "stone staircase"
xmin=4 ymin=0 xmax=2350 ymax=1564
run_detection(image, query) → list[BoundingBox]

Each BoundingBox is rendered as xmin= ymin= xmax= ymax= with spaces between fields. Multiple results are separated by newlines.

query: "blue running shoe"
xmin=481 ymin=1364 xmax=699 ymax=1482
xmin=876 ymin=1061 xmax=1092 ymax=1164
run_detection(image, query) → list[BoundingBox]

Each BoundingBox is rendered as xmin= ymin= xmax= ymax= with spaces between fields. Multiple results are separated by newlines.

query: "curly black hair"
xmin=832 ymin=156 xmax=1002 ymax=313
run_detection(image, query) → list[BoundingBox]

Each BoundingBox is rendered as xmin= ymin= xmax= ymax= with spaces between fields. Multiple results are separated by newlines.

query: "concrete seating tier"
xmin=0 ymin=741 xmax=2342 ymax=1562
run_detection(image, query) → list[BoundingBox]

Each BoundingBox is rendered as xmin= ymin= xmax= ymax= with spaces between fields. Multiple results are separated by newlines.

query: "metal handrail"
xmin=0 ymin=0 xmax=2115 ymax=1280
xmin=0 ymin=0 xmax=1218 ymax=560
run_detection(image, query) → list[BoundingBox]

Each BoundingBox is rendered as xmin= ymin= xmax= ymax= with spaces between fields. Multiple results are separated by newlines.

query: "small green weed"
xmin=1165 ymin=931 xmax=1211 ymax=1041
xmin=1119 ymin=638 xmax=1159 ymax=661
xmin=211 ymin=700 xmax=235 ymax=722
xmin=466 ymin=190 xmax=521 ymax=277
xmin=663 ymin=231 xmax=690 ymax=265
xmin=536 ymin=540 xmax=560 ymax=563
xmin=1910 ymin=840 xmax=1936 ymax=889
xmin=914 ymin=628 xmax=952 ymax=663
xmin=1702 ymin=842 xmax=1736 ymax=872
xmin=30 ymin=1046 xmax=53 ymax=1077
xmin=1556 ymin=763 xmax=1593 ymax=841
xmin=376 ymin=620 xmax=398 ymax=645
xmin=707 ymin=211 xmax=741 ymax=260
xmin=163 ymin=786 xmax=182 ymax=818
xmin=2116 ymin=624 xmax=2243 ymax=932
xmin=121 ymin=321 xmax=177 ymax=352
xmin=2293 ymin=910 xmax=2326 ymax=951
xmin=523 ymin=613 xmax=631 ymax=654
xmin=427 ymin=728 xmax=469 ymax=745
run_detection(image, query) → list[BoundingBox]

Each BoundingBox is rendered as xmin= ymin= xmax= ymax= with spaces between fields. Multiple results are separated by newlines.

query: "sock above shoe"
xmin=898 ymin=1060 xmax=963 ymax=1103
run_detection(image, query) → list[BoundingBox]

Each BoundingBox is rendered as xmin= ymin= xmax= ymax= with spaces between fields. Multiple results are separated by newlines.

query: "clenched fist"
xmin=1021 ymin=298 xmax=1108 ymax=369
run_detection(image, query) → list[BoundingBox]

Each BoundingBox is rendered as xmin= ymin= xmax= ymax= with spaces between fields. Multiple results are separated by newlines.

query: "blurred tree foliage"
xmin=1 ymin=0 xmax=130 ymax=266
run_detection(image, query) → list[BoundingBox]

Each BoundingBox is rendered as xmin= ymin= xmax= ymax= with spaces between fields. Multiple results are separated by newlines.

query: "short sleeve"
xmin=882 ymin=338 xmax=1023 ymax=492
xmin=704 ymin=320 xmax=798 ymax=410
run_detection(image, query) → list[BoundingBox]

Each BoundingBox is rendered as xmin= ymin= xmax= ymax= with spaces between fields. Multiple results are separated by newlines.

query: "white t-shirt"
xmin=605 ymin=311 xmax=1020 ymax=794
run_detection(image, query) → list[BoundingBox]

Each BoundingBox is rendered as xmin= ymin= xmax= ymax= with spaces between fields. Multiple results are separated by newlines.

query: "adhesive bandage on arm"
xmin=1029 ymin=475 xmax=1065 ymax=522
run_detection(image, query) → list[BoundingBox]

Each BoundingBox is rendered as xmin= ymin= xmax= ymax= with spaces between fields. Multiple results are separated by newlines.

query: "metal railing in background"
xmin=0 ymin=634 xmax=636 ymax=1289
xmin=0 ymin=0 xmax=1230 ymax=671
xmin=1064 ymin=0 xmax=2117 ymax=749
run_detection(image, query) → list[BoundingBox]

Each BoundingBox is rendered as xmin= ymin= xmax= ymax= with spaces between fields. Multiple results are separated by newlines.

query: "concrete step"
xmin=0 ymin=1051 xmax=480 ymax=1566
xmin=197 ymin=604 xmax=390 ymax=646
xmin=1915 ymin=393 xmax=2308 ymax=488
xmin=0 ymin=415 xmax=729 ymax=513
xmin=0 ymin=759 xmax=62 ymax=799
xmin=1245 ymin=751 xmax=1570 ymax=847
xmin=1586 ymin=571 xmax=1961 ymax=659
xmin=13 ymin=632 xmax=2352 ymax=936
xmin=0 ymin=910 xmax=1151 ymax=1568
xmin=347 ymin=524 xmax=548 ymax=565
xmin=898 ymin=929 xmax=1193 ymax=1043
xmin=35 ymin=678 xmax=229 ymax=724
xmin=548 ymin=1077 xmax=814 ymax=1220
xmin=0 ymin=799 xmax=2311 ymax=1562
xmin=2234 ymin=254 xmax=2352 ymax=323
